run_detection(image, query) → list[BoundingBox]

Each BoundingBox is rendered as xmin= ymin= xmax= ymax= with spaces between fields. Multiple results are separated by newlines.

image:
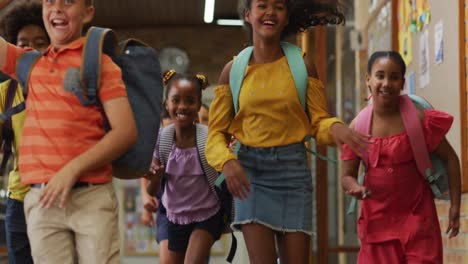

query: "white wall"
xmin=405 ymin=0 xmax=461 ymax=155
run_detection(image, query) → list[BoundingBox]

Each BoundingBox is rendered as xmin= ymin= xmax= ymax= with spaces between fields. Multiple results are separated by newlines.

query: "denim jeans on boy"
xmin=5 ymin=197 xmax=33 ymax=264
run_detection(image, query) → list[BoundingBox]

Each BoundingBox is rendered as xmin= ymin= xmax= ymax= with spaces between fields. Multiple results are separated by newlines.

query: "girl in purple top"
xmin=146 ymin=70 xmax=223 ymax=263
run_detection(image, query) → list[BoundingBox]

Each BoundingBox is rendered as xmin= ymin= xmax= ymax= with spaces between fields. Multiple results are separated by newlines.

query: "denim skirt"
xmin=232 ymin=143 xmax=313 ymax=235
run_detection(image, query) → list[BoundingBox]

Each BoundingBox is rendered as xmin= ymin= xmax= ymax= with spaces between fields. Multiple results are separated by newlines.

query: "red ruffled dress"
xmin=341 ymin=109 xmax=453 ymax=263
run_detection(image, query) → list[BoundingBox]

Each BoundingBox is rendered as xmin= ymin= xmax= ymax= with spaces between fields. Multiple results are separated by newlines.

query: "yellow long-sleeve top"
xmin=206 ymin=56 xmax=344 ymax=171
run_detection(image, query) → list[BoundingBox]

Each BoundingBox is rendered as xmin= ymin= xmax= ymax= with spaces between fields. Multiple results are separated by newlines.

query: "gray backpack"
xmin=16 ymin=27 xmax=163 ymax=179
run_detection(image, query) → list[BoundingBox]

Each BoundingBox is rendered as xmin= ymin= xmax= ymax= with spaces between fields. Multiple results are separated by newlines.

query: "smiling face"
xmin=245 ymin=0 xmax=289 ymax=43
xmin=42 ymin=0 xmax=94 ymax=49
xmin=366 ymin=57 xmax=405 ymax=107
xmin=17 ymin=24 xmax=50 ymax=51
xmin=166 ymin=79 xmax=201 ymax=128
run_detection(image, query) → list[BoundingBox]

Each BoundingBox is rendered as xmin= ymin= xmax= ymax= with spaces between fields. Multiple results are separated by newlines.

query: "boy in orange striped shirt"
xmin=0 ymin=0 xmax=137 ymax=263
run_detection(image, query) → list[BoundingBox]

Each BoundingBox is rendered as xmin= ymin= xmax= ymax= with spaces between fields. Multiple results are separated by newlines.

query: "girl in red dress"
xmin=341 ymin=51 xmax=461 ymax=263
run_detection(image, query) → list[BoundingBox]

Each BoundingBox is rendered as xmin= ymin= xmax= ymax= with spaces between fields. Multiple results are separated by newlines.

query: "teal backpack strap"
xmin=301 ymin=136 xmax=337 ymax=163
xmin=346 ymin=170 xmax=366 ymax=214
xmin=280 ymin=42 xmax=308 ymax=110
xmin=215 ymin=142 xmax=241 ymax=187
xmin=81 ymin=26 xmax=117 ymax=105
xmin=229 ymin=46 xmax=253 ymax=114
xmin=229 ymin=43 xmax=308 ymax=113
xmin=16 ymin=50 xmax=42 ymax=97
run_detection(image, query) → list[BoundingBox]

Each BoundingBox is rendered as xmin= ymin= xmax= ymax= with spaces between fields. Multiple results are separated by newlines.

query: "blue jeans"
xmin=5 ymin=197 xmax=33 ymax=264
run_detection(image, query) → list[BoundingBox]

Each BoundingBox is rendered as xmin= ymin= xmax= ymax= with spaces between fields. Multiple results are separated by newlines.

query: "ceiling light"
xmin=216 ymin=19 xmax=243 ymax=26
xmin=204 ymin=0 xmax=215 ymax=23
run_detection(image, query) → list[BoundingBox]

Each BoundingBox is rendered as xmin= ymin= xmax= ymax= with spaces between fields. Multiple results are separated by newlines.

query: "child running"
xmin=341 ymin=51 xmax=461 ymax=263
xmin=0 ymin=2 xmax=49 ymax=263
xmin=141 ymin=108 xmax=173 ymax=264
xmin=146 ymin=70 xmax=223 ymax=264
xmin=0 ymin=0 xmax=137 ymax=262
xmin=206 ymin=0 xmax=369 ymax=262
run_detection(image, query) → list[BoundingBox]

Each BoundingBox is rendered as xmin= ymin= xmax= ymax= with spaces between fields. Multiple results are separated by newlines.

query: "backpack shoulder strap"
xmin=400 ymin=95 xmax=433 ymax=179
xmin=158 ymin=124 xmax=175 ymax=166
xmin=195 ymin=124 xmax=218 ymax=193
xmin=0 ymin=79 xmax=20 ymax=174
xmin=17 ymin=50 xmax=42 ymax=97
xmin=0 ymin=80 xmax=25 ymax=122
xmin=281 ymin=42 xmax=308 ymax=110
xmin=353 ymin=104 xmax=373 ymax=167
xmin=408 ymin=94 xmax=433 ymax=109
xmin=229 ymin=43 xmax=308 ymax=114
xmin=346 ymin=104 xmax=373 ymax=215
xmin=229 ymin=46 xmax=253 ymax=114
xmin=81 ymin=26 xmax=117 ymax=105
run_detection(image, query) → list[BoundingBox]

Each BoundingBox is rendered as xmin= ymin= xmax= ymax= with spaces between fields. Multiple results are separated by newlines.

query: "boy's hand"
xmin=223 ymin=159 xmax=250 ymax=200
xmin=331 ymin=123 xmax=370 ymax=157
xmin=39 ymin=166 xmax=80 ymax=209
xmin=446 ymin=204 xmax=460 ymax=238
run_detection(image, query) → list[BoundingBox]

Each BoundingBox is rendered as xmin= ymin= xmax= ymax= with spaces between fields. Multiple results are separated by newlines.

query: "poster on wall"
xmin=369 ymin=0 xmax=377 ymax=12
xmin=434 ymin=21 xmax=444 ymax=65
xmin=419 ymin=29 xmax=430 ymax=88
xmin=399 ymin=31 xmax=413 ymax=65
xmin=404 ymin=71 xmax=416 ymax=95
xmin=398 ymin=0 xmax=413 ymax=65
xmin=416 ymin=0 xmax=431 ymax=31
xmin=122 ymin=181 xmax=160 ymax=256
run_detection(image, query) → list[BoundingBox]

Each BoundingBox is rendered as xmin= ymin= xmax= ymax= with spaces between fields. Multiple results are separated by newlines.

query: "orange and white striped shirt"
xmin=1 ymin=37 xmax=127 ymax=184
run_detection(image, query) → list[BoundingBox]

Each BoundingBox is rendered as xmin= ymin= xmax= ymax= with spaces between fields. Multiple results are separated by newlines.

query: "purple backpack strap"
xmin=353 ymin=104 xmax=373 ymax=167
xmin=399 ymin=95 xmax=433 ymax=179
xmin=0 ymin=80 xmax=19 ymax=175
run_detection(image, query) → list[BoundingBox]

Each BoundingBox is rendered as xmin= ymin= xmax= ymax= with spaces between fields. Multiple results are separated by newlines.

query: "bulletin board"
xmin=367 ymin=1 xmax=393 ymax=56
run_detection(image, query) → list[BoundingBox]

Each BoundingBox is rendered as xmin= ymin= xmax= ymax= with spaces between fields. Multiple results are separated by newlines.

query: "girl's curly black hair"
xmin=238 ymin=0 xmax=345 ymax=44
xmin=0 ymin=1 xmax=47 ymax=44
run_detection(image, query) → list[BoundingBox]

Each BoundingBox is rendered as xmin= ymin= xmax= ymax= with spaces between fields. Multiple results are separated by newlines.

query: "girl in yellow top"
xmin=206 ymin=0 xmax=369 ymax=263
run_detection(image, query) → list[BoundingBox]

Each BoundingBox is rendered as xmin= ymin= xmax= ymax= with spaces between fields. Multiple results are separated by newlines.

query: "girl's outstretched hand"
xmin=144 ymin=158 xmax=165 ymax=196
xmin=345 ymin=185 xmax=371 ymax=200
xmin=342 ymin=174 xmax=370 ymax=199
xmin=223 ymin=159 xmax=251 ymax=200
xmin=446 ymin=204 xmax=460 ymax=238
xmin=141 ymin=209 xmax=155 ymax=227
xmin=142 ymin=193 xmax=159 ymax=212
xmin=331 ymin=122 xmax=370 ymax=157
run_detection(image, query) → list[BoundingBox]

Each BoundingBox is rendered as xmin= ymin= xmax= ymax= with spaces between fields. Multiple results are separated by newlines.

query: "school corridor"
xmin=0 ymin=0 xmax=467 ymax=263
